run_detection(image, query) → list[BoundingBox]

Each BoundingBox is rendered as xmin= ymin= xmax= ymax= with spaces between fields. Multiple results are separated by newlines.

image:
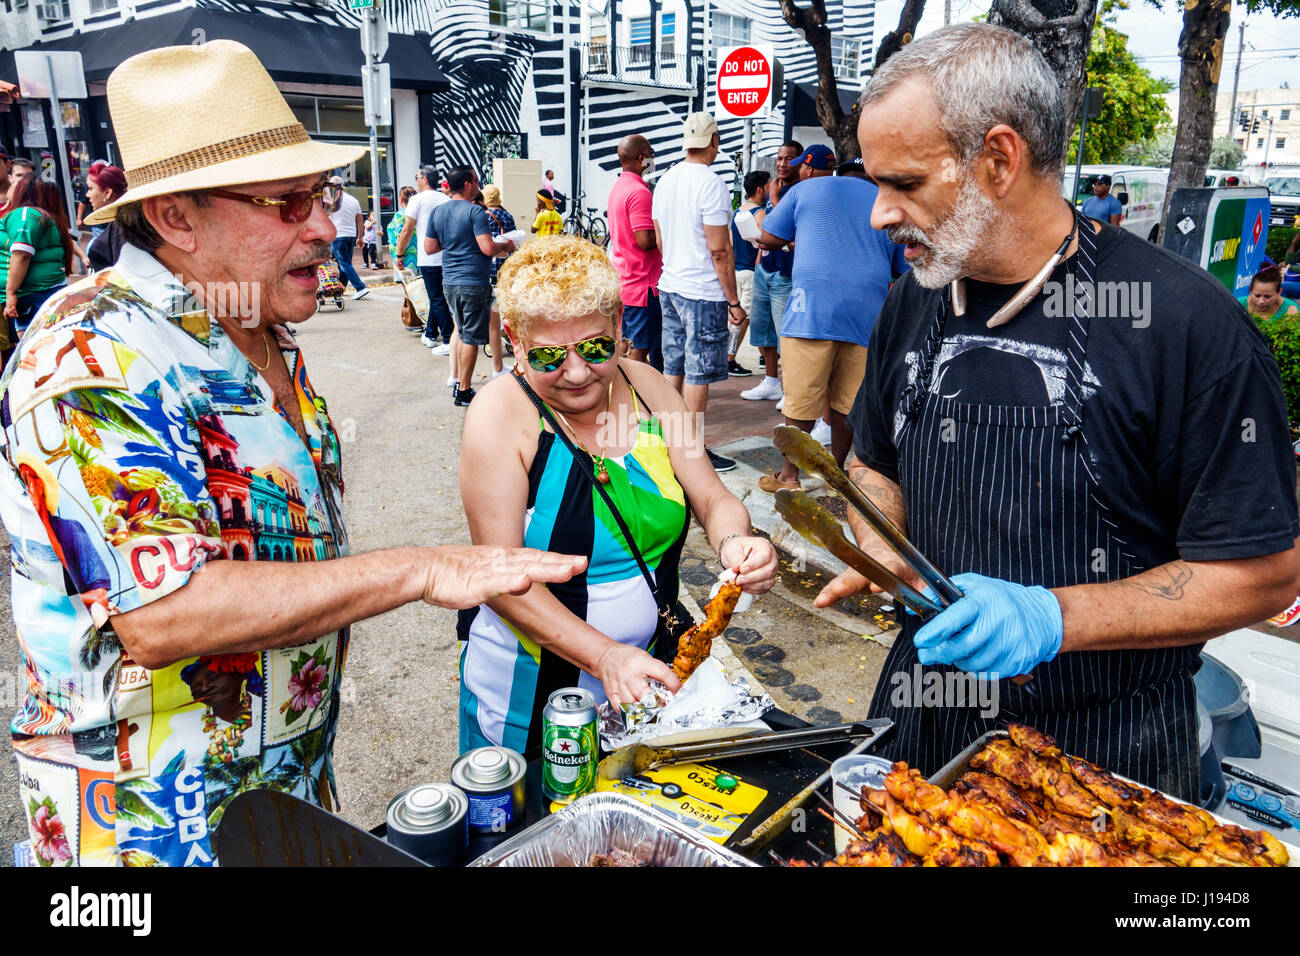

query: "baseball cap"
xmin=329 ymin=174 xmax=344 ymax=185
xmin=682 ymin=112 xmax=719 ymax=149
xmin=792 ymin=144 xmax=836 ymax=170
xmin=1095 ymin=173 xmax=1111 ymax=185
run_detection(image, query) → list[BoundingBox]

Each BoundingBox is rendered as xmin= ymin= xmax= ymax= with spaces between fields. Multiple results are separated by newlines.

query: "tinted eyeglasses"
xmin=526 ymin=334 xmax=618 ymax=373
xmin=208 ymin=186 xmax=326 ymax=223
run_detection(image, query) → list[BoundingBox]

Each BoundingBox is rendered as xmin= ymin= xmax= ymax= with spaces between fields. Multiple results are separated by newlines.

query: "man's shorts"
xmin=780 ymin=336 xmax=868 ymax=421
xmin=445 ymin=284 xmax=493 ymax=347
xmin=621 ymin=290 xmax=662 ymax=351
xmin=660 ymin=292 xmax=729 ymax=386
xmin=735 ymin=269 xmax=754 ymax=316
xmin=749 ymin=267 xmax=791 ymax=350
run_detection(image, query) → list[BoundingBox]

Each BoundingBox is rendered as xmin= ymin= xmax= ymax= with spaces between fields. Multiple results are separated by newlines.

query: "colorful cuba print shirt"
xmin=0 ymin=244 xmax=349 ymax=867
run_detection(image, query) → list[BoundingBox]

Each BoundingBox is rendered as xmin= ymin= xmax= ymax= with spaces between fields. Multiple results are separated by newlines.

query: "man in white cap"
xmin=651 ymin=112 xmax=744 ymax=473
xmin=0 ymin=40 xmax=583 ymax=867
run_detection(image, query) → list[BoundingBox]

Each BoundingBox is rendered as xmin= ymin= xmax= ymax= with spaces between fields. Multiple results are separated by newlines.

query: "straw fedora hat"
xmin=86 ymin=40 xmax=364 ymax=225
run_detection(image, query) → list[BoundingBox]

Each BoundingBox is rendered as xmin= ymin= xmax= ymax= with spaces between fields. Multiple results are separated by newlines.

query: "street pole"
xmin=360 ymin=3 xmax=388 ymax=266
xmin=1262 ymin=116 xmax=1275 ymax=173
xmin=1228 ymin=21 xmax=1244 ymax=141
xmin=1071 ymin=97 xmax=1090 ymax=211
xmin=744 ymin=118 xmax=752 ymax=176
xmin=944 ymin=0 xmax=951 ymax=25
xmin=45 ymin=57 xmax=78 ymax=236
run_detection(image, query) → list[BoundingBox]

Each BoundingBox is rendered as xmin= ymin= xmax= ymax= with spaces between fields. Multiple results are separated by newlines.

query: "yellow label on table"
xmin=594 ymin=762 xmax=768 ymax=844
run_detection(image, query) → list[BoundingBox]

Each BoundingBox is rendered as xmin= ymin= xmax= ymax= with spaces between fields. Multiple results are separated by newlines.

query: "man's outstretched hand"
xmin=422 ymin=546 xmax=587 ymax=609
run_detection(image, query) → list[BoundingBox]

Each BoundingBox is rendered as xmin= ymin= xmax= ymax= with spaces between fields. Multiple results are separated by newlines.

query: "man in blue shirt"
xmin=1081 ymin=174 xmax=1123 ymax=225
xmin=755 ymin=156 xmax=909 ymax=491
xmin=426 ymin=165 xmax=514 ymax=406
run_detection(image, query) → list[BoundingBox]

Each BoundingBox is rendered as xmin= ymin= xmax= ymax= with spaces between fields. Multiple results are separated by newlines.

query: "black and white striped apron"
xmin=866 ymin=216 xmax=1201 ymax=801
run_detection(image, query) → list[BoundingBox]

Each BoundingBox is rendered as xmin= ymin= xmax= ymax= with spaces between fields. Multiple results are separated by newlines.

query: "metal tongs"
xmin=598 ymin=720 xmax=892 ymax=780
xmin=771 ymin=425 xmax=963 ymax=620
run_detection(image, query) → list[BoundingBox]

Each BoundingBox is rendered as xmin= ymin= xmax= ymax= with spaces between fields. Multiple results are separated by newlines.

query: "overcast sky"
xmin=871 ymin=0 xmax=1300 ymax=92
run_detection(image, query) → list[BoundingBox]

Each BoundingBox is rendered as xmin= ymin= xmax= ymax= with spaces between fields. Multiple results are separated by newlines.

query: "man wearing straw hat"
xmin=0 ymin=40 xmax=583 ymax=867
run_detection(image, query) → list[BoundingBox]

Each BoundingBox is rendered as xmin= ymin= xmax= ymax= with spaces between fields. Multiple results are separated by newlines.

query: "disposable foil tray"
xmin=468 ymin=792 xmax=758 ymax=867
xmin=929 ymin=729 xmax=1300 ymax=866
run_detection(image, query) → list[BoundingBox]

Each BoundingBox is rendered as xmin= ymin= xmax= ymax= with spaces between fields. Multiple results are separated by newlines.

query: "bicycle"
xmin=562 ymin=190 xmax=608 ymax=247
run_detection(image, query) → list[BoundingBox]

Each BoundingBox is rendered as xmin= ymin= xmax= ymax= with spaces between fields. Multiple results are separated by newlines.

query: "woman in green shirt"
xmin=1 ymin=173 xmax=76 ymax=358
xmin=1239 ymin=266 xmax=1300 ymax=323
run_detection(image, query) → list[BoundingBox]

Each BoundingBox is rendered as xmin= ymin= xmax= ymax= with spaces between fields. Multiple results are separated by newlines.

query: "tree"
xmin=988 ymin=0 xmax=1101 ymax=135
xmin=778 ymin=0 xmax=862 ymax=159
xmin=1162 ymin=0 xmax=1300 ymax=231
xmin=1210 ymin=135 xmax=1246 ymax=168
xmin=1066 ymin=1 xmax=1173 ymax=163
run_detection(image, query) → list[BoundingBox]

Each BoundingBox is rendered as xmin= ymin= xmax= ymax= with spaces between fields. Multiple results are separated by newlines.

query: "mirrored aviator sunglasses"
xmin=526 ymin=334 xmax=618 ymax=373
xmin=208 ymin=187 xmax=324 ymax=223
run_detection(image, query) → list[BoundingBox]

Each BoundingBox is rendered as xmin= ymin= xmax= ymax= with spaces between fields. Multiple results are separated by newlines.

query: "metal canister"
xmin=450 ymin=746 xmax=527 ymax=833
xmin=385 ymin=783 xmax=468 ymax=866
xmin=542 ymin=687 xmax=599 ymax=803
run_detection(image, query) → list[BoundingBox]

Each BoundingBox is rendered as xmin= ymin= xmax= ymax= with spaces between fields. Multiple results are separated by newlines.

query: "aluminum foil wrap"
xmin=597 ymin=657 xmax=774 ymax=751
xmin=468 ymin=792 xmax=757 ymax=866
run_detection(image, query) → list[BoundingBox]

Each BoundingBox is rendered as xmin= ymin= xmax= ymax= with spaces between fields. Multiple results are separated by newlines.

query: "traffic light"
xmin=1238 ymin=110 xmax=1249 ymax=130
xmin=1252 ymin=117 xmax=1261 ymax=134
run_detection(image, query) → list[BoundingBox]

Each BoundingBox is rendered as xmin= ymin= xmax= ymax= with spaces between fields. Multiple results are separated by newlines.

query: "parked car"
xmin=1062 ymin=164 xmax=1169 ymax=242
xmin=1265 ymin=176 xmax=1300 ymax=230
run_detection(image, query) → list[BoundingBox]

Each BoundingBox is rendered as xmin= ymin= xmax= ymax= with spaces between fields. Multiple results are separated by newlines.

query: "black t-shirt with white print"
xmin=849 ymin=222 xmax=1299 ymax=571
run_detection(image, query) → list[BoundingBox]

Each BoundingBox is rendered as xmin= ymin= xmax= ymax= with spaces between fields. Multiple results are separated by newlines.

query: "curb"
xmin=711 ymin=435 xmax=891 ymax=645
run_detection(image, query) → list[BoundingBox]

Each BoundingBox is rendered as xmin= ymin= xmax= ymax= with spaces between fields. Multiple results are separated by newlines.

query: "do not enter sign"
xmin=716 ymin=45 xmax=774 ymax=119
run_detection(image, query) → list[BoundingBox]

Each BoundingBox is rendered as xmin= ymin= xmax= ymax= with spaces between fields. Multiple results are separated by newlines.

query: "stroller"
xmin=316 ymin=260 xmax=345 ymax=311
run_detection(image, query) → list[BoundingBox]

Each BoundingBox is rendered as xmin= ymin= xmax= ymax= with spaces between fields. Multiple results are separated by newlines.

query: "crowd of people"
xmin=2 ymin=24 xmax=1300 ymax=868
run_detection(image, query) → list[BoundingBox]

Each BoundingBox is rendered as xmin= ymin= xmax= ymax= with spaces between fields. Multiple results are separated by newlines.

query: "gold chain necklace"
xmin=548 ymin=378 xmax=615 ymax=484
xmin=248 ymin=330 xmax=273 ymax=372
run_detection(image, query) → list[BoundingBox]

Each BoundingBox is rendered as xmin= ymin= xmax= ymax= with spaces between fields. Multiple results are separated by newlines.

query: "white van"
xmin=1061 ymin=165 xmax=1169 ymax=242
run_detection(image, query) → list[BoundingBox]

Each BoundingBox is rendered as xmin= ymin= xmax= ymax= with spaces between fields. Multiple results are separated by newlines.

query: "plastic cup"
xmin=830 ymin=754 xmax=894 ymax=854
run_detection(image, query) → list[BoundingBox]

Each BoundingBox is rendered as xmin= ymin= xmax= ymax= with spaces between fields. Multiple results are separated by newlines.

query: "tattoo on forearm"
xmin=1120 ymin=563 xmax=1194 ymax=601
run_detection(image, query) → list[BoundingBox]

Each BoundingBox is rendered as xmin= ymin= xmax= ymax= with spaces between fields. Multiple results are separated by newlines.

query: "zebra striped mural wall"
xmin=189 ymin=0 xmax=875 ymax=212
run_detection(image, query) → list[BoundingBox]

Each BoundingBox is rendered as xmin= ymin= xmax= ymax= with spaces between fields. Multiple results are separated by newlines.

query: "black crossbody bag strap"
xmin=513 ymin=371 xmax=664 ymax=605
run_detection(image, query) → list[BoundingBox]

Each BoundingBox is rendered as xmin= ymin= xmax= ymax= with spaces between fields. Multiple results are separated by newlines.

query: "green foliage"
xmin=1267 ymin=227 xmax=1297 ymax=263
xmin=1125 ymin=128 xmax=1175 ymax=166
xmin=1254 ymin=315 xmax=1300 ymax=429
xmin=1067 ymin=1 xmax=1173 ymax=164
xmin=1210 ymin=136 xmax=1246 ymax=169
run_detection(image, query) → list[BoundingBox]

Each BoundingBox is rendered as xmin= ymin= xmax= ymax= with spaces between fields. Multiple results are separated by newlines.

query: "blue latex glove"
xmin=913 ymin=573 xmax=1063 ymax=679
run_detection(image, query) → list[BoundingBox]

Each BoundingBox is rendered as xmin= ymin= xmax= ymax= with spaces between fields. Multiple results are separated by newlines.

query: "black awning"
xmin=786 ymin=79 xmax=857 ymax=129
xmin=0 ymin=7 xmax=448 ymax=92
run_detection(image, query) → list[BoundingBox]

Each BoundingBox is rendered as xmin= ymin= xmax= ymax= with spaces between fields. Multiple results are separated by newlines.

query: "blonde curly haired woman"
xmin=457 ymin=235 xmax=777 ymax=753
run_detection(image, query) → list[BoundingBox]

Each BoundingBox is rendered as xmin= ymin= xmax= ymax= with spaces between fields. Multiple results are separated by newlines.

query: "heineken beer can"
xmin=542 ymin=687 xmax=598 ymax=803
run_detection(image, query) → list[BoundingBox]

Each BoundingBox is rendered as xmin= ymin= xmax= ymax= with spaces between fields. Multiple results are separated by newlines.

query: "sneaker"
xmin=453 ymin=386 xmax=477 ymax=407
xmin=351 ymin=288 xmax=371 ymax=300
xmin=493 ymin=367 xmax=513 ymax=377
xmin=758 ymin=355 xmax=766 ymax=369
xmin=447 ymin=376 xmax=458 ymax=390
xmin=728 ymin=359 xmax=753 ymax=377
xmin=810 ymin=418 xmax=833 ymax=446
xmin=758 ymin=472 xmax=800 ymax=494
xmin=431 ymin=342 xmax=451 ymax=355
xmin=740 ymin=377 xmax=783 ymax=401
xmin=776 ymin=395 xmax=785 ymax=412
xmin=420 ymin=335 xmax=437 ymax=348
xmin=706 ymin=449 xmax=736 ymax=473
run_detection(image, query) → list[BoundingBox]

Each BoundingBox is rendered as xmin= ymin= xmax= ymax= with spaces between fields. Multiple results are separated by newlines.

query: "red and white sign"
xmin=716 ymin=45 xmax=774 ymax=119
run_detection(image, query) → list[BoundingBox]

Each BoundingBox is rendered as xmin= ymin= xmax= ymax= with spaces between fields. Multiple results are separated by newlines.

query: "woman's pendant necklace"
xmin=551 ymin=379 xmax=615 ymax=484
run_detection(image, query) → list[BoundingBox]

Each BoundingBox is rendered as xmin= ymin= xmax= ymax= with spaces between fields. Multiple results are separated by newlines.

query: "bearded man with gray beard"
xmin=816 ymin=23 xmax=1300 ymax=801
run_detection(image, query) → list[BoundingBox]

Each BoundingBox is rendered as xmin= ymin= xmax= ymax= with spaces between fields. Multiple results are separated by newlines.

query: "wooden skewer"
xmin=767 ymin=849 xmax=790 ymax=867
xmin=804 ymin=840 xmax=831 ymax=861
xmin=813 ymin=790 xmax=867 ymax=838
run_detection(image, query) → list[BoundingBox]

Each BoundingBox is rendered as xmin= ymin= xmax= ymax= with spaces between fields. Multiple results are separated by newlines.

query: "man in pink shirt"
xmin=606 ymin=134 xmax=663 ymax=368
